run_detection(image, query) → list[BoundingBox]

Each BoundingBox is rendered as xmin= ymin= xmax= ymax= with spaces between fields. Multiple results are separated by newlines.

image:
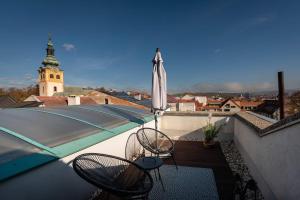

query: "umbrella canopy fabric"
xmin=152 ymin=48 xmax=167 ymax=112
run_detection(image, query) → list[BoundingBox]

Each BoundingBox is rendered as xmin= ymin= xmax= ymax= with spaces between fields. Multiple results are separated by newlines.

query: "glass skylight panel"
xmin=0 ymin=109 xmax=101 ymax=147
xmin=0 ymin=130 xmax=41 ymax=165
xmin=36 ymin=106 xmax=128 ymax=129
xmin=108 ymin=105 xmax=152 ymax=115
xmin=82 ymin=105 xmax=149 ymax=124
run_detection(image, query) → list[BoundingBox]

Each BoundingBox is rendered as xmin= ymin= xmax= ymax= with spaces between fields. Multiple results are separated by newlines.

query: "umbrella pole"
xmin=155 ymin=112 xmax=158 ymax=130
xmin=154 ymin=111 xmax=158 ymax=150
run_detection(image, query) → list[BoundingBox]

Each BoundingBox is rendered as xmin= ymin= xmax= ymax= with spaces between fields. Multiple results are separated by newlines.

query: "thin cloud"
xmin=0 ymin=74 xmax=37 ymax=88
xmin=234 ymin=14 xmax=275 ymax=33
xmin=189 ymin=82 xmax=275 ymax=93
xmin=254 ymin=16 xmax=271 ymax=25
xmin=213 ymin=48 xmax=222 ymax=54
xmin=62 ymin=43 xmax=75 ymax=51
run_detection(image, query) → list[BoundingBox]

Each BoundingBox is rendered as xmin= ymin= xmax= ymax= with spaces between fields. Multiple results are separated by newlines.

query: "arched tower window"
xmin=42 ymin=73 xmax=45 ymax=79
xmin=50 ymin=74 xmax=54 ymax=78
xmin=54 ymin=86 xmax=57 ymax=92
xmin=56 ymin=75 xmax=60 ymax=79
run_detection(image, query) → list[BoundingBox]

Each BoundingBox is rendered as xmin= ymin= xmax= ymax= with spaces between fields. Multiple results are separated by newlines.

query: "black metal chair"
xmin=136 ymin=128 xmax=178 ymax=170
xmin=73 ymin=153 xmax=153 ymax=200
xmin=125 ymin=133 xmax=144 ymax=162
xmin=125 ymin=133 xmax=165 ymax=191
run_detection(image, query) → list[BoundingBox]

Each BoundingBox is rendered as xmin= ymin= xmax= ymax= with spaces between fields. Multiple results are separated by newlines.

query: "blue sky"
xmin=0 ymin=0 xmax=300 ymax=93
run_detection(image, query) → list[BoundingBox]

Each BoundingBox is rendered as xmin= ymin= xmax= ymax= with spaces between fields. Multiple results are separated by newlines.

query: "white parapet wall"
xmin=159 ymin=113 xmax=234 ymax=141
xmin=0 ymin=119 xmax=156 ymax=200
xmin=234 ymin=117 xmax=300 ymax=200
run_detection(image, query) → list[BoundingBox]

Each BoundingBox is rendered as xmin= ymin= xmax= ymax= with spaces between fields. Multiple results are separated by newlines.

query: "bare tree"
xmin=0 ymin=85 xmax=39 ymax=102
xmin=287 ymin=91 xmax=300 ymax=115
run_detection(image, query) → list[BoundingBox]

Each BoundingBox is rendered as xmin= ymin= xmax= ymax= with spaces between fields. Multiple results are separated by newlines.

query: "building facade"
xmin=38 ymin=36 xmax=64 ymax=96
xmin=220 ymin=99 xmax=241 ymax=112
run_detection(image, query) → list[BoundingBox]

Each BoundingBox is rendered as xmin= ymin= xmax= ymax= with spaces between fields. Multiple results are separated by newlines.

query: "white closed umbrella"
xmin=152 ymin=48 xmax=167 ymax=129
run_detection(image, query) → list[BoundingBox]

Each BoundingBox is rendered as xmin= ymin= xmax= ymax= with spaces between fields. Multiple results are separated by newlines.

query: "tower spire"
xmin=42 ymin=34 xmax=60 ymax=67
xmin=47 ymin=33 xmax=53 ymax=47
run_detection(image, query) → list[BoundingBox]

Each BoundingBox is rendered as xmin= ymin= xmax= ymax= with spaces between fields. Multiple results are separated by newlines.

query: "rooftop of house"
xmin=26 ymin=95 xmax=97 ymax=107
xmin=0 ymin=95 xmax=17 ymax=107
xmin=167 ymin=95 xmax=177 ymax=103
xmin=0 ymin=95 xmax=43 ymax=108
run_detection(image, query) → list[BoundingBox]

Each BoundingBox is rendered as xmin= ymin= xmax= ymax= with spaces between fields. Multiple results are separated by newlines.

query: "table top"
xmin=134 ymin=156 xmax=163 ymax=170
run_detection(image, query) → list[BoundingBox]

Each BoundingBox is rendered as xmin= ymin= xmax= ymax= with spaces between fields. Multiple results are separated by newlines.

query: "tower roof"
xmin=42 ymin=34 xmax=60 ymax=67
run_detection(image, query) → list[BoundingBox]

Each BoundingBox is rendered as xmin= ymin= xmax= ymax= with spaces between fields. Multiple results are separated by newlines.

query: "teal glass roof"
xmin=0 ymin=130 xmax=41 ymax=165
xmin=0 ymin=105 xmax=153 ymax=181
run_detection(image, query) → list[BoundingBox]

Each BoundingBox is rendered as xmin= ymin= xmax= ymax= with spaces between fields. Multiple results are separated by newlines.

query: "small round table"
xmin=134 ymin=156 xmax=165 ymax=190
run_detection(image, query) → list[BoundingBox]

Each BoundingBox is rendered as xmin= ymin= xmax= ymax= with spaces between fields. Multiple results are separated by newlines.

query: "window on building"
xmin=54 ymin=86 xmax=57 ymax=92
xmin=231 ymin=106 xmax=236 ymax=108
xmin=50 ymin=74 xmax=54 ymax=78
xmin=105 ymin=98 xmax=109 ymax=104
xmin=42 ymin=73 xmax=45 ymax=79
xmin=56 ymin=75 xmax=60 ymax=79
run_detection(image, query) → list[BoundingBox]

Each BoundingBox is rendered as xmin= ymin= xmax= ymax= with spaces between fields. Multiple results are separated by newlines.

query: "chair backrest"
xmin=136 ymin=128 xmax=174 ymax=155
xmin=125 ymin=133 xmax=143 ymax=161
xmin=73 ymin=153 xmax=153 ymax=196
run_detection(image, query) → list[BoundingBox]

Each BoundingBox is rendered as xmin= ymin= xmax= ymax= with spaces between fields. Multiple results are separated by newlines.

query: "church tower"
xmin=38 ymin=35 xmax=64 ymax=96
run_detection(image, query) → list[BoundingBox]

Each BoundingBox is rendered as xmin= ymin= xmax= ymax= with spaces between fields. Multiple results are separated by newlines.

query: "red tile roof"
xmin=195 ymin=101 xmax=203 ymax=111
xmin=202 ymin=105 xmax=220 ymax=110
xmin=221 ymin=98 xmax=241 ymax=108
xmin=35 ymin=96 xmax=97 ymax=107
xmin=167 ymin=95 xmax=178 ymax=103
xmin=207 ymin=99 xmax=223 ymax=104
xmin=177 ymin=99 xmax=195 ymax=103
xmin=239 ymin=101 xmax=263 ymax=107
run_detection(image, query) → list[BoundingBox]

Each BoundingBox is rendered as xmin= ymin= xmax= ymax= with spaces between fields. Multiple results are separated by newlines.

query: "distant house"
xmin=220 ymin=99 xmax=241 ymax=112
xmin=177 ymin=99 xmax=196 ymax=112
xmin=52 ymin=88 xmax=149 ymax=110
xmin=181 ymin=94 xmax=195 ymax=100
xmin=24 ymin=95 xmax=97 ymax=107
xmin=237 ymin=100 xmax=263 ymax=111
xmin=0 ymin=95 xmax=42 ymax=108
xmin=167 ymin=95 xmax=178 ymax=111
xmin=195 ymin=96 xmax=207 ymax=106
xmin=86 ymin=91 xmax=148 ymax=110
xmin=0 ymin=95 xmax=16 ymax=107
xmin=255 ymin=99 xmax=280 ymax=119
xmin=207 ymin=98 xmax=223 ymax=107
xmin=201 ymin=105 xmax=222 ymax=112
xmin=108 ymin=91 xmax=150 ymax=109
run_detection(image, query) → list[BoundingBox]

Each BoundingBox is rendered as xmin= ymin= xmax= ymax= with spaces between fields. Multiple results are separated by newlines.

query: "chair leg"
xmin=171 ymin=153 xmax=178 ymax=170
xmin=153 ymin=168 xmax=158 ymax=181
xmin=157 ymin=168 xmax=165 ymax=191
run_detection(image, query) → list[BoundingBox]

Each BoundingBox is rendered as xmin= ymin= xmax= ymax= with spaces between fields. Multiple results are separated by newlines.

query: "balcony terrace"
xmin=0 ymin=106 xmax=299 ymax=200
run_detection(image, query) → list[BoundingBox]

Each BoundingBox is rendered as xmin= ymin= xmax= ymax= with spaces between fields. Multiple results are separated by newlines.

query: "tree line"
xmin=0 ymin=85 xmax=39 ymax=102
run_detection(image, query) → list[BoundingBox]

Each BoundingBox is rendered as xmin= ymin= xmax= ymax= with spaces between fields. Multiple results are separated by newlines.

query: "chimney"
xmin=278 ymin=71 xmax=285 ymax=120
xmin=67 ymin=95 xmax=80 ymax=106
xmin=134 ymin=94 xmax=142 ymax=101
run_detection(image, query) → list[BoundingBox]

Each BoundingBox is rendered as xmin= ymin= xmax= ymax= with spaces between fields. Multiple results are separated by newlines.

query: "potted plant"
xmin=202 ymin=113 xmax=225 ymax=148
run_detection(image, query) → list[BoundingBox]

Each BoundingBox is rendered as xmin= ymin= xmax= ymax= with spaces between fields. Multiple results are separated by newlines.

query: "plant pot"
xmin=203 ymin=139 xmax=216 ymax=148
